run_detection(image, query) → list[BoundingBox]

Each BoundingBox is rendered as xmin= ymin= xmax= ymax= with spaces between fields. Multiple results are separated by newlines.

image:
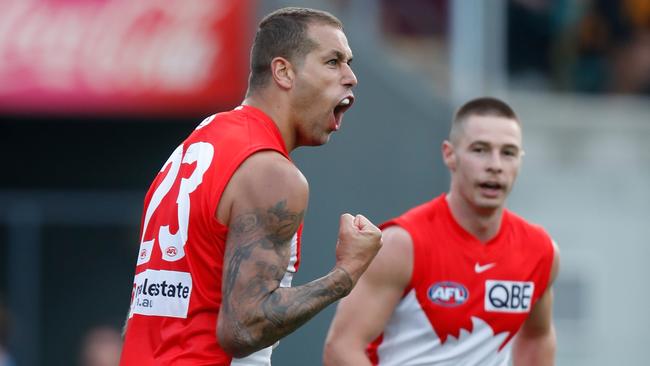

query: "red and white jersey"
xmin=120 ymin=106 xmax=302 ymax=366
xmin=367 ymin=195 xmax=554 ymax=366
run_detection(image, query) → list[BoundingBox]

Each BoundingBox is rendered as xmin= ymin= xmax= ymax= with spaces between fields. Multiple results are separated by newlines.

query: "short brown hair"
xmin=247 ymin=7 xmax=343 ymax=93
xmin=450 ymin=97 xmax=519 ymax=142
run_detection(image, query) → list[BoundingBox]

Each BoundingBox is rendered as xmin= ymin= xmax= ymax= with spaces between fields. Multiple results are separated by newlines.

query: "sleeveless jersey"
xmin=120 ymin=106 xmax=302 ymax=366
xmin=367 ymin=194 xmax=554 ymax=366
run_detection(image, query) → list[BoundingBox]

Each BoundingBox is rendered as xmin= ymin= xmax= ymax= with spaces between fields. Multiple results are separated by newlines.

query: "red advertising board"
xmin=0 ymin=0 xmax=253 ymax=116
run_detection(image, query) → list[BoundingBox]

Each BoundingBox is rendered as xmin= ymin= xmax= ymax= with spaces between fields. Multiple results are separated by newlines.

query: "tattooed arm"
xmin=215 ymin=151 xmax=382 ymax=358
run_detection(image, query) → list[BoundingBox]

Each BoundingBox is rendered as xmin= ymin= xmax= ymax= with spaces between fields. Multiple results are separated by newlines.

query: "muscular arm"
xmin=217 ymin=151 xmax=380 ymax=358
xmin=323 ymin=226 xmax=412 ymax=365
xmin=512 ymin=241 xmax=561 ymax=366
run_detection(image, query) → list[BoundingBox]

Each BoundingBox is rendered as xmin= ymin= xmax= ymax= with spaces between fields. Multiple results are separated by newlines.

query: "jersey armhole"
xmin=402 ymin=224 xmax=417 ymax=298
xmin=210 ymin=146 xmax=288 ymax=227
xmin=534 ymin=233 xmax=556 ymax=306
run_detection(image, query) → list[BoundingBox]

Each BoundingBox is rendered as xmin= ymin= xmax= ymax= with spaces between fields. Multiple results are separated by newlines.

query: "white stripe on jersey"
xmin=280 ymin=233 xmax=299 ymax=288
xmin=377 ymin=290 xmax=512 ymax=366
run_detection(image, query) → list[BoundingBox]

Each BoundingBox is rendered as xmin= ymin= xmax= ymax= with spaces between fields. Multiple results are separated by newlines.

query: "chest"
xmin=410 ymin=234 xmax=544 ymax=340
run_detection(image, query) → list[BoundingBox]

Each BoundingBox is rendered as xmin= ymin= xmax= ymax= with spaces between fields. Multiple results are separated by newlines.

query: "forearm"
xmin=220 ymin=267 xmax=352 ymax=357
xmin=258 ymin=267 xmax=352 ymax=342
xmin=512 ymin=325 xmax=556 ymax=366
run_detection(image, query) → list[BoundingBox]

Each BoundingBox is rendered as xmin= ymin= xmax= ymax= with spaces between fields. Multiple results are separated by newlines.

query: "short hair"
xmin=247 ymin=7 xmax=343 ymax=93
xmin=449 ymin=97 xmax=519 ymax=142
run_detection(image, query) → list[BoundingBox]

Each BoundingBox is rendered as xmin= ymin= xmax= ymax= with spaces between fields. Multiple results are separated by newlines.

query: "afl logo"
xmin=428 ymin=281 xmax=469 ymax=307
xmin=166 ymin=247 xmax=178 ymax=257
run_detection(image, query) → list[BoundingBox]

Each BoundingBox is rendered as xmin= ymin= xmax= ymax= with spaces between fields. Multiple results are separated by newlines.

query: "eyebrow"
xmin=326 ymin=50 xmax=353 ymax=64
xmin=470 ymin=141 xmax=520 ymax=150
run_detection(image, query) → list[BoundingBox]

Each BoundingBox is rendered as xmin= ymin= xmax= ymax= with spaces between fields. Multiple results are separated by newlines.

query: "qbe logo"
xmin=428 ymin=281 xmax=469 ymax=307
xmin=485 ymin=280 xmax=534 ymax=313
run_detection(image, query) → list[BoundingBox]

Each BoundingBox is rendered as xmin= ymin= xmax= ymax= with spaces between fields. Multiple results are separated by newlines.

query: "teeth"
xmin=339 ymin=98 xmax=350 ymax=106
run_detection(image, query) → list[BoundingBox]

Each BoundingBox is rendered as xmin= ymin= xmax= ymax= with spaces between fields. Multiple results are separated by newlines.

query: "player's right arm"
xmin=323 ymin=225 xmax=413 ymax=366
xmin=216 ymin=151 xmax=382 ymax=358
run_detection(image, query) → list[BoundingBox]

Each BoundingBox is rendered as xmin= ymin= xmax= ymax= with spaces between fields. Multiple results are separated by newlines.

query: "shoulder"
xmin=218 ymin=151 xmax=308 ymax=225
xmin=369 ymin=225 xmax=413 ymax=288
xmin=380 ymin=198 xmax=445 ymax=256
xmin=196 ymin=109 xmax=241 ymax=132
xmin=233 ymin=151 xmax=308 ymax=203
xmin=505 ymin=210 xmax=553 ymax=244
xmin=505 ymin=210 xmax=560 ymax=284
xmin=238 ymin=151 xmax=305 ymax=187
xmin=382 ymin=225 xmax=413 ymax=251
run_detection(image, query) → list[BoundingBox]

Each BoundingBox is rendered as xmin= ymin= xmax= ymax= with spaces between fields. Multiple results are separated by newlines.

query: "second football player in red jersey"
xmin=325 ymin=97 xmax=560 ymax=366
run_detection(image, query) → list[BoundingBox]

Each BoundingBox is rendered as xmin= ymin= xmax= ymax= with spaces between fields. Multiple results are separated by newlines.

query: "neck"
xmin=445 ymin=192 xmax=504 ymax=243
xmin=242 ymin=92 xmax=296 ymax=152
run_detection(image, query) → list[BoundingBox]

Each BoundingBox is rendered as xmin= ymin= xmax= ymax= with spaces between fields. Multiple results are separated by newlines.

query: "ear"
xmin=442 ymin=140 xmax=456 ymax=171
xmin=270 ymin=57 xmax=294 ymax=89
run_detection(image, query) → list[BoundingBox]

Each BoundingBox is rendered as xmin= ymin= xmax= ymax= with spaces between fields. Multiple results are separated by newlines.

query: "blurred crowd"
xmin=509 ymin=0 xmax=650 ymax=94
xmin=0 ymin=292 xmax=121 ymax=366
xmin=377 ymin=0 xmax=650 ymax=94
xmin=79 ymin=326 xmax=122 ymax=366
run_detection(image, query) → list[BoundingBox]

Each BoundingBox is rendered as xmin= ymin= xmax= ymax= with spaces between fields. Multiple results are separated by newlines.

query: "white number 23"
xmin=137 ymin=142 xmax=214 ymax=264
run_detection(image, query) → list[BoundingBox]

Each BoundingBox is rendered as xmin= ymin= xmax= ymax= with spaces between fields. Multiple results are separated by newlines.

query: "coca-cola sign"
xmin=0 ymin=0 xmax=253 ymax=116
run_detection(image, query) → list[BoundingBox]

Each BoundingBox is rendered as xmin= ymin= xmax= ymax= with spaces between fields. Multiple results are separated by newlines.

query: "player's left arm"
xmin=512 ymin=240 xmax=560 ymax=366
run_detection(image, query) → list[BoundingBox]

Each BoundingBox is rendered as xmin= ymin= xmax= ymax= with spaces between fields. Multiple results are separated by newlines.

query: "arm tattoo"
xmin=223 ymin=199 xmax=302 ymax=314
xmin=222 ymin=199 xmax=351 ymax=352
xmin=260 ymin=268 xmax=351 ymax=331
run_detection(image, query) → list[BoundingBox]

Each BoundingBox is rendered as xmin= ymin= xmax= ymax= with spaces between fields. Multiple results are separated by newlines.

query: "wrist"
xmin=331 ymin=266 xmax=354 ymax=297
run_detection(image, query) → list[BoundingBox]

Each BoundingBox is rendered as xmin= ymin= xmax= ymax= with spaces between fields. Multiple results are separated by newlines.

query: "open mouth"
xmin=333 ymin=96 xmax=354 ymax=129
xmin=479 ymin=182 xmax=503 ymax=190
xmin=478 ymin=181 xmax=504 ymax=197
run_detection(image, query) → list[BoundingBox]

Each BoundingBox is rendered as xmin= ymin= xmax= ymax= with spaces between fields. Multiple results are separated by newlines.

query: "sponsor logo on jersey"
xmin=474 ymin=262 xmax=496 ymax=273
xmin=428 ymin=281 xmax=469 ymax=307
xmin=485 ymin=280 xmax=534 ymax=313
xmin=129 ymin=269 xmax=192 ymax=319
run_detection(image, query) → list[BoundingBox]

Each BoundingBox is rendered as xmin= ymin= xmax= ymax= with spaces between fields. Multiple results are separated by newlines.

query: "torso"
xmin=120 ymin=106 xmax=302 ymax=366
xmin=368 ymin=194 xmax=554 ymax=366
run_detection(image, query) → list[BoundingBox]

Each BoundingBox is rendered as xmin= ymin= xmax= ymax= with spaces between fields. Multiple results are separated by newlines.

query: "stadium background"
xmin=1 ymin=0 xmax=649 ymax=365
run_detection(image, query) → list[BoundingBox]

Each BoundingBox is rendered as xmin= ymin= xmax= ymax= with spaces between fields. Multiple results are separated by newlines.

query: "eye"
xmin=471 ymin=146 xmax=486 ymax=153
xmin=327 ymin=59 xmax=338 ymax=66
xmin=503 ymin=149 xmax=518 ymax=157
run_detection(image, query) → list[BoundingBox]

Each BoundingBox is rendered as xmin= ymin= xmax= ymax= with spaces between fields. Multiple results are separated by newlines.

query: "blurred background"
xmin=0 ymin=0 xmax=648 ymax=365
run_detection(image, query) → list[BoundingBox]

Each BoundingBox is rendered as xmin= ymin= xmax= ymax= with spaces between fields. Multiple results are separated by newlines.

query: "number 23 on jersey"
xmin=136 ymin=142 xmax=214 ymax=265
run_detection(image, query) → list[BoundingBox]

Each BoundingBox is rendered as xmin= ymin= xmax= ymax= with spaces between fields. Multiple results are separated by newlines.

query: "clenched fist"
xmin=334 ymin=213 xmax=382 ymax=290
